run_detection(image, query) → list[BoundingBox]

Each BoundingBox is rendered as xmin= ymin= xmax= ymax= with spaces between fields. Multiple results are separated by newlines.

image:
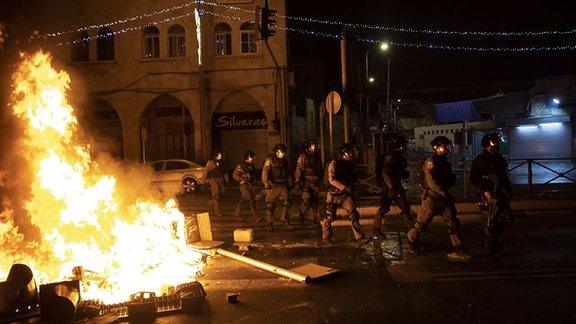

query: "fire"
xmin=0 ymin=51 xmax=204 ymax=303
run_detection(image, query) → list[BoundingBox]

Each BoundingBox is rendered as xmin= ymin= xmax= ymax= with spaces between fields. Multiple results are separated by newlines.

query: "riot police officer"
xmin=233 ymin=150 xmax=261 ymax=222
xmin=321 ymin=143 xmax=370 ymax=246
xmin=261 ymin=144 xmax=294 ymax=231
xmin=295 ymin=139 xmax=323 ymax=227
xmin=372 ymin=135 xmax=413 ymax=238
xmin=470 ymin=132 xmax=513 ymax=256
xmin=203 ymin=147 xmax=226 ymax=217
xmin=406 ymin=136 xmax=471 ymax=261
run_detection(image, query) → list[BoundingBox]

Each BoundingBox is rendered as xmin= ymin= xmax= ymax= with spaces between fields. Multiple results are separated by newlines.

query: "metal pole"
xmin=319 ymin=102 xmax=325 ymax=165
xmin=195 ymin=5 xmax=208 ymax=161
xmin=386 ymin=56 xmax=391 ymax=123
xmin=329 ymin=106 xmax=334 ymax=157
xmin=340 ymin=29 xmax=350 ymax=143
xmin=528 ymin=159 xmax=533 ymax=199
xmin=281 ymin=66 xmax=289 ymax=146
xmin=364 ymin=50 xmax=370 ymax=82
xmin=216 ymin=248 xmax=311 ymax=283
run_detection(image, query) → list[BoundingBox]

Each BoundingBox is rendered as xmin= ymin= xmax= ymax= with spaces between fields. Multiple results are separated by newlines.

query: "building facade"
xmin=46 ymin=0 xmax=287 ymax=166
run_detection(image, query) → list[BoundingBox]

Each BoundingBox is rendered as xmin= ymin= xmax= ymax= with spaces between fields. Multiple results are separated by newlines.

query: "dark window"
xmin=214 ymin=22 xmax=232 ymax=56
xmin=168 ymin=24 xmax=186 ymax=57
xmin=240 ymin=22 xmax=257 ymax=54
xmin=143 ymin=26 xmax=160 ymax=59
xmin=165 ymin=161 xmax=190 ymax=170
xmin=97 ymin=28 xmax=115 ymax=61
xmin=151 ymin=162 xmax=164 ymax=171
xmin=71 ymin=31 xmax=89 ymax=62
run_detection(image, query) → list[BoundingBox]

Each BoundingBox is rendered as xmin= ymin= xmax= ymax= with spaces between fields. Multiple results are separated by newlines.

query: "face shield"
xmin=308 ymin=143 xmax=316 ymax=153
xmin=433 ymin=143 xmax=451 ymax=156
xmin=275 ymin=150 xmax=285 ymax=159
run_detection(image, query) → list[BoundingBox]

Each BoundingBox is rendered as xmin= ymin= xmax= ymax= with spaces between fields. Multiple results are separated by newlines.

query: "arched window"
xmin=142 ymin=26 xmax=160 ymax=59
xmin=71 ymin=31 xmax=89 ymax=62
xmin=240 ymin=22 xmax=257 ymax=54
xmin=214 ymin=22 xmax=232 ymax=56
xmin=168 ymin=24 xmax=186 ymax=57
xmin=97 ymin=28 xmax=115 ymax=61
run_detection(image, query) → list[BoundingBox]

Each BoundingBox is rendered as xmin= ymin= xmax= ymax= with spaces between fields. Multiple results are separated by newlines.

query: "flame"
xmin=0 ymin=51 xmax=204 ymax=303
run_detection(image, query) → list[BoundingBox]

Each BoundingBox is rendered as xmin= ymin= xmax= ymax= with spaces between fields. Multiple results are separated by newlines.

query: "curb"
xmin=354 ymin=199 xmax=576 ymax=218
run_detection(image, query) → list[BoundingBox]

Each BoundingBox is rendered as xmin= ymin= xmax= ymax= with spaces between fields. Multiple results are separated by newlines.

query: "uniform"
xmin=373 ymin=150 xmax=413 ymax=235
xmin=295 ymin=148 xmax=323 ymax=226
xmin=233 ymin=160 xmax=259 ymax=221
xmin=261 ymin=153 xmax=292 ymax=230
xmin=321 ymin=156 xmax=367 ymax=244
xmin=407 ymin=155 xmax=464 ymax=250
xmin=470 ymin=148 xmax=513 ymax=254
xmin=203 ymin=157 xmax=225 ymax=217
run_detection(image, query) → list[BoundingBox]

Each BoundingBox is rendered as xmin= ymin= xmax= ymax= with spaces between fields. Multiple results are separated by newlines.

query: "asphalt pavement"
xmin=154 ymin=188 xmax=576 ymax=324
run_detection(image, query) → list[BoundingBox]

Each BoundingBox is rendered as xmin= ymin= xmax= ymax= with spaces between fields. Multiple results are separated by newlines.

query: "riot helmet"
xmin=242 ymin=150 xmax=255 ymax=163
xmin=430 ymin=136 xmax=452 ymax=156
xmin=337 ymin=143 xmax=355 ymax=161
xmin=481 ymin=132 xmax=501 ymax=153
xmin=273 ymin=143 xmax=287 ymax=159
xmin=212 ymin=147 xmax=224 ymax=160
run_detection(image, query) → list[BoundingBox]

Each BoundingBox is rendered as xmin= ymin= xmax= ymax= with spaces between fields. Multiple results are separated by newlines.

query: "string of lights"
xmin=198 ymin=1 xmax=576 ymax=38
xmin=45 ymin=0 xmax=576 ymax=41
xmin=47 ymin=1 xmax=195 ymax=37
xmin=53 ymin=5 xmax=576 ymax=53
xmin=281 ymin=14 xmax=576 ymax=37
xmin=57 ymin=12 xmax=193 ymax=46
xmin=200 ymin=9 xmax=576 ymax=52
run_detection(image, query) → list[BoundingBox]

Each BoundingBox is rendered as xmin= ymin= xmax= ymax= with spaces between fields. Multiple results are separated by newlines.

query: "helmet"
xmin=337 ymin=143 xmax=355 ymax=161
xmin=273 ymin=143 xmax=287 ymax=159
xmin=212 ymin=147 xmax=224 ymax=160
xmin=305 ymin=139 xmax=318 ymax=153
xmin=242 ymin=150 xmax=255 ymax=160
xmin=430 ymin=136 xmax=451 ymax=156
xmin=481 ymin=132 xmax=501 ymax=148
xmin=430 ymin=136 xmax=452 ymax=147
xmin=273 ymin=143 xmax=287 ymax=153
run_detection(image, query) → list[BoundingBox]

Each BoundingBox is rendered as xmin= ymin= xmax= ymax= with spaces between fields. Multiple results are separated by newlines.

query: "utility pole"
xmin=340 ymin=29 xmax=350 ymax=143
xmin=194 ymin=6 xmax=208 ymax=160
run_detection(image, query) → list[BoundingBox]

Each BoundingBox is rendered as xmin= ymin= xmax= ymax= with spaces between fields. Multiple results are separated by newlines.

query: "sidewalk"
xmin=356 ymin=197 xmax=576 ymax=218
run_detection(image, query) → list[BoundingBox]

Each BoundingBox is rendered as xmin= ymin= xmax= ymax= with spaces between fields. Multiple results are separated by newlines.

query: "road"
xmin=145 ymin=188 xmax=576 ymax=323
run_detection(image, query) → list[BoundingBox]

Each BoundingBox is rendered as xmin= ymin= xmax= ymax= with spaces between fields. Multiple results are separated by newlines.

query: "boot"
xmin=371 ymin=228 xmax=386 ymax=240
xmin=447 ymin=246 xmax=472 ymax=262
xmin=355 ymin=235 xmax=372 ymax=246
xmin=267 ymin=222 xmax=274 ymax=232
xmin=280 ymin=221 xmax=294 ymax=230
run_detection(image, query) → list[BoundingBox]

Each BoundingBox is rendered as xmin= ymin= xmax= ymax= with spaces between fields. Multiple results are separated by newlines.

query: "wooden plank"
xmin=290 ymin=263 xmax=340 ymax=280
xmin=196 ymin=212 xmax=212 ymax=242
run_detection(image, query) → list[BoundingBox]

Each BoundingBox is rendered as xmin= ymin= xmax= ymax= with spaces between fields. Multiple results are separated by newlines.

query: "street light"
xmin=364 ymin=41 xmax=391 ymax=123
xmin=364 ymin=41 xmax=389 ymax=83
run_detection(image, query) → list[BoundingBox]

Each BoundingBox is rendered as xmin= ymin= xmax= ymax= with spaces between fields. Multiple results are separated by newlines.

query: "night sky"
xmin=2 ymin=0 xmax=576 ymax=102
xmin=287 ymin=0 xmax=576 ymax=99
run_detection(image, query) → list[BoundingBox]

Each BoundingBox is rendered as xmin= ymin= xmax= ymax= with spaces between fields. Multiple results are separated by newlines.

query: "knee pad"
xmin=325 ymin=204 xmax=337 ymax=216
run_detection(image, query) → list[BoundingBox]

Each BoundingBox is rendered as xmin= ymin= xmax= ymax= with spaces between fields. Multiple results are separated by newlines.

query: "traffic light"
xmin=260 ymin=0 xmax=277 ymax=39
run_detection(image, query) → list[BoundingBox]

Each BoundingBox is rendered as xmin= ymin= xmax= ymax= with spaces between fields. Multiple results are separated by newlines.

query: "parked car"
xmin=148 ymin=159 xmax=205 ymax=194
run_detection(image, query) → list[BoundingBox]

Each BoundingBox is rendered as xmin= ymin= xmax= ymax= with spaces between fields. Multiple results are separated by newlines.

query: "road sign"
xmin=325 ymin=91 xmax=341 ymax=114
